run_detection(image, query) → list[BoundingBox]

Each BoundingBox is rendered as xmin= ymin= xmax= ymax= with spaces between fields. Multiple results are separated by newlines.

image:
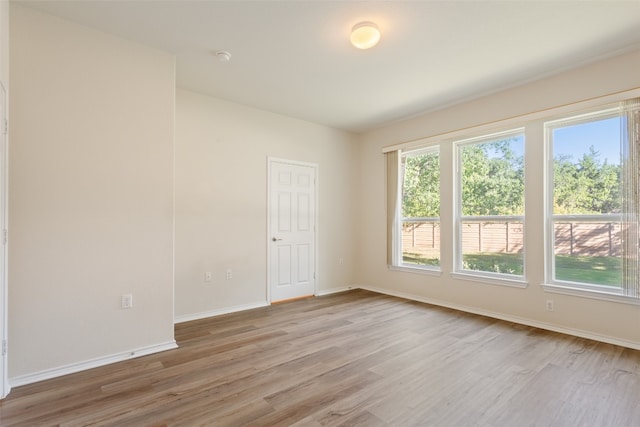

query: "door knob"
xmin=272 ymin=237 xmax=283 ymax=242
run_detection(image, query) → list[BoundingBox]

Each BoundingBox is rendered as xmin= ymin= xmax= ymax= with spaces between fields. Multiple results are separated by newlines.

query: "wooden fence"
xmin=554 ymin=222 xmax=622 ymax=257
xmin=403 ymin=221 xmax=621 ymax=257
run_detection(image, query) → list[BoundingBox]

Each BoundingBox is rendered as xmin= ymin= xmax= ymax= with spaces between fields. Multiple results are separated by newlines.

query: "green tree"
xmin=553 ymin=154 xmax=581 ymax=214
xmin=554 ymin=146 xmax=621 ymax=214
xmin=461 ymin=139 xmax=524 ymax=216
xmin=402 ymin=140 xmax=525 ymax=219
xmin=402 ymin=151 xmax=440 ymax=218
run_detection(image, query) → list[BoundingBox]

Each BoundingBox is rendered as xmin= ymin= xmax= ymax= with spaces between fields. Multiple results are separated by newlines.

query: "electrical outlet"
xmin=545 ymin=299 xmax=554 ymax=312
xmin=122 ymin=294 xmax=133 ymax=309
xmin=204 ymin=272 xmax=212 ymax=282
xmin=226 ymin=269 xmax=233 ymax=280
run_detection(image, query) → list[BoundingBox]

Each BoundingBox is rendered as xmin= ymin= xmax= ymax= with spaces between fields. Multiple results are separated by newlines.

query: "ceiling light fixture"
xmin=350 ymin=21 xmax=381 ymax=49
xmin=215 ymin=50 xmax=232 ymax=62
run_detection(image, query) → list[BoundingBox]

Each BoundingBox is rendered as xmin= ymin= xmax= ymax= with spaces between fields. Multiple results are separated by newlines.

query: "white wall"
xmin=356 ymin=50 xmax=640 ymax=348
xmin=174 ymin=89 xmax=358 ymax=320
xmin=9 ymin=5 xmax=176 ymax=381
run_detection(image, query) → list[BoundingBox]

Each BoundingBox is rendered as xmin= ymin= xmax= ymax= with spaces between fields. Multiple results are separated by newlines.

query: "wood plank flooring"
xmin=1 ymin=289 xmax=639 ymax=426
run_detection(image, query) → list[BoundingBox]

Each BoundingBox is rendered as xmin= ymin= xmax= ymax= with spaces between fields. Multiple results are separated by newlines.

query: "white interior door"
xmin=268 ymin=159 xmax=316 ymax=302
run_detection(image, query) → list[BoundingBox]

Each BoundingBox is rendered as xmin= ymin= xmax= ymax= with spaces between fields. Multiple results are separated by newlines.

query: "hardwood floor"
xmin=1 ymin=289 xmax=639 ymax=426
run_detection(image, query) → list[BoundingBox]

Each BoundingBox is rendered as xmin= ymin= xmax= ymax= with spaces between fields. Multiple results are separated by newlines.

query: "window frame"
xmin=543 ymin=107 xmax=635 ymax=302
xmin=383 ymin=88 xmax=640 ymax=305
xmin=391 ymin=145 xmax=442 ymax=275
xmin=453 ymin=128 xmax=527 ymax=287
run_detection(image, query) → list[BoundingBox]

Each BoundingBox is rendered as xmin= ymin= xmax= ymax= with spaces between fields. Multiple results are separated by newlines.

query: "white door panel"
xmin=269 ymin=160 xmax=316 ymax=302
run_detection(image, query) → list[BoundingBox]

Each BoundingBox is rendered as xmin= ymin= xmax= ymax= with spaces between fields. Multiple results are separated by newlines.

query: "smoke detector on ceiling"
xmin=215 ymin=51 xmax=232 ymax=62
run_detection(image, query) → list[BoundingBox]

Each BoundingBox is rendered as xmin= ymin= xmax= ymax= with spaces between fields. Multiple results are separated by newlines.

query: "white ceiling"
xmin=18 ymin=1 xmax=640 ymax=133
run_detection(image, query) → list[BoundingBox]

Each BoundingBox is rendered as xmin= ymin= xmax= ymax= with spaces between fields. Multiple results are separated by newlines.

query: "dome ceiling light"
xmin=350 ymin=21 xmax=381 ymax=49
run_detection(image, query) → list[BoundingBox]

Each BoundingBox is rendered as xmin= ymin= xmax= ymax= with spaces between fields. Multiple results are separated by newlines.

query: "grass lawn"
xmin=403 ymin=251 xmax=622 ymax=287
xmin=463 ymin=253 xmax=523 ymax=275
xmin=555 ymin=254 xmax=621 ymax=287
xmin=403 ymin=253 xmax=440 ymax=267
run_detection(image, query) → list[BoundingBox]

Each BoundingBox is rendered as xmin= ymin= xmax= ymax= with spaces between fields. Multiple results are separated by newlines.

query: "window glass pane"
xmin=459 ymin=134 xmax=525 ymax=276
xmin=402 ymin=220 xmax=440 ymax=267
xmin=461 ymin=137 xmax=525 ymax=216
xmin=401 ymin=149 xmax=440 ymax=268
xmin=553 ymin=221 xmax=622 ymax=287
xmin=461 ymin=220 xmax=524 ymax=275
xmin=551 ymin=115 xmax=623 ymax=288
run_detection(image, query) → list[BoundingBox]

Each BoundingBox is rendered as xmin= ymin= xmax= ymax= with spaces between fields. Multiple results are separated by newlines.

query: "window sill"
xmin=542 ymin=283 xmax=640 ymax=306
xmin=389 ymin=265 xmax=442 ymax=277
xmin=451 ymin=271 xmax=528 ymax=289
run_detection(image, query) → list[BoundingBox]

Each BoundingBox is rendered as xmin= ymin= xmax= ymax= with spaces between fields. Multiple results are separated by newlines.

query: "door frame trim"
xmin=267 ymin=157 xmax=318 ymax=304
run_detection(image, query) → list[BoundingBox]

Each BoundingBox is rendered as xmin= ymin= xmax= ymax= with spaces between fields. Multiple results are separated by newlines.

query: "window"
xmin=546 ymin=101 xmax=639 ymax=298
xmin=384 ymin=91 xmax=639 ymax=303
xmin=455 ymin=130 xmax=525 ymax=283
xmin=400 ymin=147 xmax=440 ymax=270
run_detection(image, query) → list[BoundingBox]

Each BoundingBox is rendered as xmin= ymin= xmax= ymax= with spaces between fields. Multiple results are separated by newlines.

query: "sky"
xmin=479 ymin=115 xmax=621 ymax=164
xmin=552 ymin=116 xmax=621 ymax=166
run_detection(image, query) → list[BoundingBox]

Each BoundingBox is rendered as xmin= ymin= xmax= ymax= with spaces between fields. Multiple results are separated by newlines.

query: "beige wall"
xmin=1 ymin=0 xmax=9 ymax=398
xmin=9 ymin=5 xmax=176 ymax=380
xmin=356 ymin=50 xmax=640 ymax=348
xmin=174 ymin=89 xmax=358 ymax=319
xmin=7 ymin=5 xmax=358 ymax=383
xmin=1 ymin=1 xmax=7 ymax=85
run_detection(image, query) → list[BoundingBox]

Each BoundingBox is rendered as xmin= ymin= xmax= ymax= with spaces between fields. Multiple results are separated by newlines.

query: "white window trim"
xmin=453 ymin=129 xmax=527 ymax=285
xmin=541 ymin=282 xmax=640 ymax=306
xmin=389 ymin=265 xmax=442 ymax=276
xmin=403 ymin=145 xmax=440 ymax=157
xmin=451 ymin=271 xmax=528 ymax=288
xmin=395 ymin=146 xmax=442 ymax=272
xmin=544 ymin=107 xmax=628 ymax=298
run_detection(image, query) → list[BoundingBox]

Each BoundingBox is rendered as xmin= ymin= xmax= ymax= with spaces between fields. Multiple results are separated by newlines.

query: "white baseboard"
xmin=316 ymin=285 xmax=357 ymax=296
xmin=10 ymin=340 xmax=178 ymax=388
xmin=174 ymin=301 xmax=269 ymax=324
xmin=358 ymin=284 xmax=640 ymax=351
